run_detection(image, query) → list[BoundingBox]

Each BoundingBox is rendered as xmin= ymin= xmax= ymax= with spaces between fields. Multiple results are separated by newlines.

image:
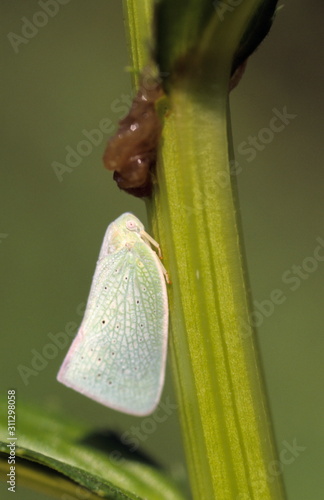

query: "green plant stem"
xmin=151 ymin=87 xmax=286 ymax=500
xmin=123 ymin=1 xmax=286 ymax=498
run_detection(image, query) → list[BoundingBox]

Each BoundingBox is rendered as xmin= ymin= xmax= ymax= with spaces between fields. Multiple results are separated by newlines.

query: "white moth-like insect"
xmin=57 ymin=213 xmax=169 ymax=416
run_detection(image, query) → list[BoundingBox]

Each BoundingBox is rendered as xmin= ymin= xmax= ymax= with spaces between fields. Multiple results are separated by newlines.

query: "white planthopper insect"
xmin=57 ymin=213 xmax=169 ymax=416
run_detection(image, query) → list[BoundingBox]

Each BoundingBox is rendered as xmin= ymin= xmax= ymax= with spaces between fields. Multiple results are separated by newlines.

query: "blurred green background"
xmin=1 ymin=1 xmax=323 ymax=499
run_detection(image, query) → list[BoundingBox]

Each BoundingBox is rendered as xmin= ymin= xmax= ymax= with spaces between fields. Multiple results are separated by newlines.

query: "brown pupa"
xmin=103 ymin=76 xmax=164 ymax=198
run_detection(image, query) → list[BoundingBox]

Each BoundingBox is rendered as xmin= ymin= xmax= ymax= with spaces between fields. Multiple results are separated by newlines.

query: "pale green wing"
xmin=57 ymin=240 xmax=168 ymax=416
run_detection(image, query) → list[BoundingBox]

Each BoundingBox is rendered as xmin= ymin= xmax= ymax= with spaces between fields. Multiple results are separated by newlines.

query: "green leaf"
xmin=0 ymin=399 xmax=186 ymax=500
